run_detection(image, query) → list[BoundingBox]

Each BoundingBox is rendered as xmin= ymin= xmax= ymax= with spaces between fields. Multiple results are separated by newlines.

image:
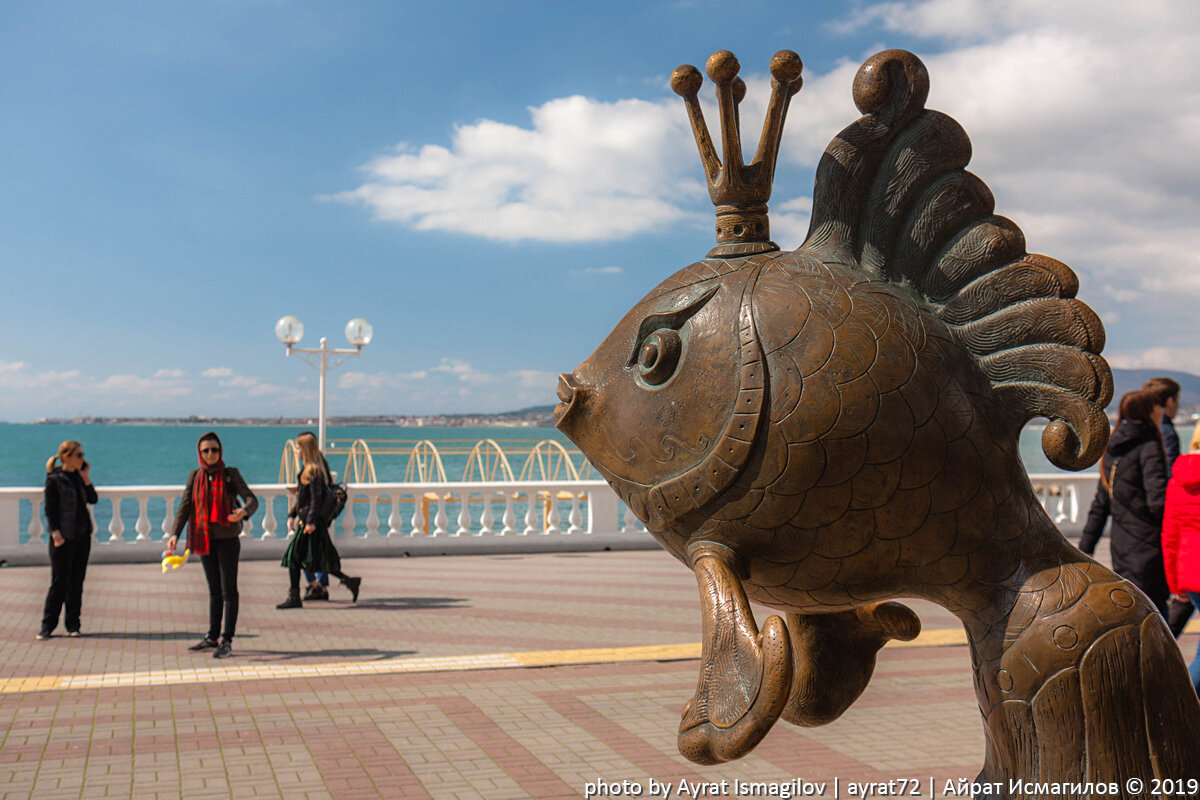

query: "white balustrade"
xmin=0 ymin=474 xmax=1091 ymax=565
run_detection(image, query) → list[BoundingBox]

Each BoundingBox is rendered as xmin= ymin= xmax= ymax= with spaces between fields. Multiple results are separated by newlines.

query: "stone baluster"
xmin=28 ymin=499 xmax=44 ymax=545
xmin=134 ymin=496 xmax=151 ymax=542
xmin=161 ymin=496 xmax=175 ymax=542
xmin=410 ymin=492 xmax=426 ymax=536
xmin=365 ymin=492 xmax=380 ymax=538
xmin=107 ymin=498 xmax=124 ymax=543
xmin=545 ymin=493 xmax=562 ymax=535
xmin=500 ymin=492 xmax=516 ymax=535
xmin=261 ymin=494 xmax=278 ymax=539
xmin=455 ymin=494 xmax=470 ymax=536
xmin=432 ymin=493 xmax=448 ymax=536
xmin=523 ymin=492 xmax=538 ymax=535
xmin=387 ymin=494 xmax=402 ymax=537
xmin=340 ymin=492 xmax=356 ymax=540
xmin=567 ymin=493 xmax=583 ymax=534
xmin=479 ymin=495 xmax=495 ymax=536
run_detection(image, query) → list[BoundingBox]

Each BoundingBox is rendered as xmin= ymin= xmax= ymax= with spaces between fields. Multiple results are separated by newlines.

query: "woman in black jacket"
xmin=276 ymin=431 xmax=360 ymax=608
xmin=166 ymin=432 xmax=258 ymax=659
xmin=39 ymin=440 xmax=98 ymax=639
xmin=1079 ymin=389 xmax=1170 ymax=615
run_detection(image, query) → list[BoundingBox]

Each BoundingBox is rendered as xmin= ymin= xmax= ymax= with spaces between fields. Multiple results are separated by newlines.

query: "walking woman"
xmin=277 ymin=431 xmax=360 ymax=608
xmin=167 ymin=432 xmax=258 ymax=659
xmin=1163 ymin=424 xmax=1200 ymax=693
xmin=1080 ymin=389 xmax=1171 ymax=616
xmin=39 ymin=440 xmax=97 ymax=639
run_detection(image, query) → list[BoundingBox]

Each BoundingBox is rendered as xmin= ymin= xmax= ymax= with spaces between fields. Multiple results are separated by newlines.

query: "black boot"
xmin=342 ymin=576 xmax=361 ymax=603
xmin=276 ymin=591 xmax=303 ymax=609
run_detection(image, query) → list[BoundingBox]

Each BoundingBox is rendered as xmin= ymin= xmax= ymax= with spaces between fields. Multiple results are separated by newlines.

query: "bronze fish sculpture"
xmin=555 ymin=49 xmax=1200 ymax=794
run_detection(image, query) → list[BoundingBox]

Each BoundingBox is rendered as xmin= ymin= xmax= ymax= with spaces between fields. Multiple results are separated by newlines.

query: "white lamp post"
xmin=275 ymin=315 xmax=374 ymax=451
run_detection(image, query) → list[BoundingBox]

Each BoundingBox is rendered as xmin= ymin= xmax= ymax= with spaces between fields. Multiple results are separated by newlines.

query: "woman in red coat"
xmin=1163 ymin=424 xmax=1200 ymax=693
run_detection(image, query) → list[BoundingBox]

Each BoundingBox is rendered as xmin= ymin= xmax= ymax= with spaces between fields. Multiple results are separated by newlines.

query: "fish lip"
xmin=553 ymin=373 xmax=580 ymax=430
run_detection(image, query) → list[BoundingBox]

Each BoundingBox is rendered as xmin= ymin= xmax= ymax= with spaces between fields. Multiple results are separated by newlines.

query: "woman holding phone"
xmin=39 ymin=440 xmax=97 ymax=639
xmin=167 ymin=432 xmax=258 ymax=659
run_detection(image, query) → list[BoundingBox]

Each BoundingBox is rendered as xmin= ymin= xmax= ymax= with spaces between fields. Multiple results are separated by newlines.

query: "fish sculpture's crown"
xmin=671 ymin=50 xmax=803 ymax=258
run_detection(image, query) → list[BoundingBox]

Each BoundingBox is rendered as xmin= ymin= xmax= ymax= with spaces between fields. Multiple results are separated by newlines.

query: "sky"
xmin=1 ymin=0 xmax=1197 ymax=421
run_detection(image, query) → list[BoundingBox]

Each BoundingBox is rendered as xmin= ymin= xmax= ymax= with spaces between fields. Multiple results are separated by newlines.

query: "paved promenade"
xmin=0 ymin=541 xmax=1195 ymax=799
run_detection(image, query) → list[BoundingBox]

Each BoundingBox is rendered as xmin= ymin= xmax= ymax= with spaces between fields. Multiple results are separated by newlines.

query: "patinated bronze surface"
xmin=555 ymin=49 xmax=1200 ymax=795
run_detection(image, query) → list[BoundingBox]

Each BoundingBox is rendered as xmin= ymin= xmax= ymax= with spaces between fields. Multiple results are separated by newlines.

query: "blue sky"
xmin=2 ymin=1 xmax=1197 ymax=421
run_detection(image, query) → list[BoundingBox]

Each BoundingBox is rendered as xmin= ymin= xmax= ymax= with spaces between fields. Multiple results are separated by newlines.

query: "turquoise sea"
xmin=3 ymin=422 xmax=1187 ymax=544
xmin=6 ymin=420 xmax=1185 ymax=489
xmin=0 ymin=423 xmax=577 ymax=488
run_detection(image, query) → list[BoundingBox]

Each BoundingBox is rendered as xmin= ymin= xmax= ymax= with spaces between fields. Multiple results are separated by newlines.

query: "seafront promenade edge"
xmin=3 ymin=538 xmax=1194 ymax=800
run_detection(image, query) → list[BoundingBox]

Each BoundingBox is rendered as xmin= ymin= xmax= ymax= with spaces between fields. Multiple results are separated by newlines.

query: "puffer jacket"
xmin=1079 ymin=419 xmax=1169 ymax=609
xmin=1163 ymin=451 xmax=1200 ymax=593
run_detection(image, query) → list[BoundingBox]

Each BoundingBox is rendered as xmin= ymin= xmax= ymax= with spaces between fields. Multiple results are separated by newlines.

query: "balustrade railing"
xmin=0 ymin=480 xmax=648 ymax=564
xmin=0 ymin=474 xmax=1096 ymax=565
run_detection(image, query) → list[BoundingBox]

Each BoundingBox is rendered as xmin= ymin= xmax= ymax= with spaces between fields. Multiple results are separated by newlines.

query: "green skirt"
xmin=280 ymin=521 xmax=342 ymax=575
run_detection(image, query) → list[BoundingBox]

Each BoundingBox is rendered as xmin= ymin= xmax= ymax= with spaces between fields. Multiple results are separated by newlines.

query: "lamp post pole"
xmin=276 ymin=317 xmax=374 ymax=452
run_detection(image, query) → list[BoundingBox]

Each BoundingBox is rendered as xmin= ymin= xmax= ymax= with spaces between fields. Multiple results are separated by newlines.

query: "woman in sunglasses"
xmin=167 ymin=432 xmax=258 ymax=659
xmin=38 ymin=440 xmax=97 ymax=639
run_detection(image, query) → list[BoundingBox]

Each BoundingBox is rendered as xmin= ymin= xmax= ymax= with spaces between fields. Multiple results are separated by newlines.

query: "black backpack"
xmin=320 ymin=480 xmax=349 ymax=524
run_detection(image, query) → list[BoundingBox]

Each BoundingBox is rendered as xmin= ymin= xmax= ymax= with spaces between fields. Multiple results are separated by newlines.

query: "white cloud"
xmin=93 ymin=373 xmax=193 ymax=398
xmin=154 ymin=368 xmax=185 ymax=378
xmin=201 ymin=367 xmax=233 ymax=378
xmin=1107 ymin=347 xmax=1200 ymax=375
xmin=579 ymin=266 xmax=624 ymax=275
xmin=509 ymin=369 xmax=558 ymax=391
xmin=817 ymin=1 xmax=1200 ymax=319
xmin=332 ymin=95 xmax=700 ymax=243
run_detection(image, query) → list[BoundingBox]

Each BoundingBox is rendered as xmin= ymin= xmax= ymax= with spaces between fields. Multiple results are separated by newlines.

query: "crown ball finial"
xmin=732 ymin=77 xmax=746 ymax=104
xmin=706 ymin=50 xmax=740 ymax=84
xmin=770 ymin=50 xmax=803 ymax=83
xmin=671 ymin=64 xmax=704 ymax=98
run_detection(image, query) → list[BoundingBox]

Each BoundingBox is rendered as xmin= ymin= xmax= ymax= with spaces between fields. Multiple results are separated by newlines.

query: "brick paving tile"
xmin=0 ymin=547 xmax=1194 ymax=799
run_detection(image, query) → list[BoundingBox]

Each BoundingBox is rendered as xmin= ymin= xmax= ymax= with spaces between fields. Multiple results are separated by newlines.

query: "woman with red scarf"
xmin=167 ymin=432 xmax=258 ymax=659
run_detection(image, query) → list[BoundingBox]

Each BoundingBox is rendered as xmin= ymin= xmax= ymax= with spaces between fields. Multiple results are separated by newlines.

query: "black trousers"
xmin=42 ymin=534 xmax=91 ymax=633
xmin=289 ymin=564 xmax=349 ymax=592
xmin=201 ymin=537 xmax=240 ymax=641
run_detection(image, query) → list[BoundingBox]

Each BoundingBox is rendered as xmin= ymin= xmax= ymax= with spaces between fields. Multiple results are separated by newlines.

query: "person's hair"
xmin=198 ymin=432 xmax=221 ymax=448
xmin=1142 ymin=377 xmax=1181 ymax=405
xmin=296 ymin=432 xmax=325 ymax=485
xmin=1101 ymin=390 xmax=1165 ymax=491
xmin=1117 ymin=389 xmax=1162 ymax=427
xmin=45 ymin=440 xmax=82 ymax=473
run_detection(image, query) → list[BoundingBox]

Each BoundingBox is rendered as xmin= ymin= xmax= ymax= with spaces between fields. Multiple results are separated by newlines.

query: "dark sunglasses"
xmin=73 ymin=452 xmax=84 ymax=459
xmin=200 ymin=447 xmax=221 ymax=454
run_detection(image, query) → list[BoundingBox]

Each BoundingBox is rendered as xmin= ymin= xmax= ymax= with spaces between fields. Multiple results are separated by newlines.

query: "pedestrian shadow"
xmin=340 ymin=596 xmax=468 ymax=611
xmin=79 ymin=632 xmax=256 ymax=641
xmin=249 ymin=647 xmax=419 ymax=661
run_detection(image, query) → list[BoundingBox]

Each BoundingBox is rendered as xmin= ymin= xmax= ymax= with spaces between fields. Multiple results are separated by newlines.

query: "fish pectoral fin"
xmin=781 ymin=600 xmax=920 ymax=727
xmin=677 ymin=544 xmax=793 ymax=765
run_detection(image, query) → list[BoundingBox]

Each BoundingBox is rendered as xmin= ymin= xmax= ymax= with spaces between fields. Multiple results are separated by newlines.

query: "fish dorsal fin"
xmin=799 ymin=50 xmax=1111 ymax=470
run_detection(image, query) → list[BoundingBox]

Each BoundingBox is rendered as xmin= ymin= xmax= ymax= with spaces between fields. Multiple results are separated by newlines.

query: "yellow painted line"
xmin=0 ymin=618 xmax=1193 ymax=696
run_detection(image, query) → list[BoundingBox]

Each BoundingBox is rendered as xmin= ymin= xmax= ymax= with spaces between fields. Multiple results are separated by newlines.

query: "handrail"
xmin=0 ymin=473 xmax=1098 ymax=566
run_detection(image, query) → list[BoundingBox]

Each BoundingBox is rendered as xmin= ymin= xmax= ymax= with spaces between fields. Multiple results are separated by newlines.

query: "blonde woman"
xmin=277 ymin=432 xmax=360 ymax=608
xmin=39 ymin=441 xmax=97 ymax=639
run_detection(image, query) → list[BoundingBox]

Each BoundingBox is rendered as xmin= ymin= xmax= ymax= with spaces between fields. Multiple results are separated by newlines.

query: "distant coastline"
xmin=28 ymin=405 xmax=558 ymax=428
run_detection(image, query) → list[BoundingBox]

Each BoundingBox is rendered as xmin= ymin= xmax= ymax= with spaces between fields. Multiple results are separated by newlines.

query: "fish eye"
xmin=637 ymin=329 xmax=681 ymax=385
